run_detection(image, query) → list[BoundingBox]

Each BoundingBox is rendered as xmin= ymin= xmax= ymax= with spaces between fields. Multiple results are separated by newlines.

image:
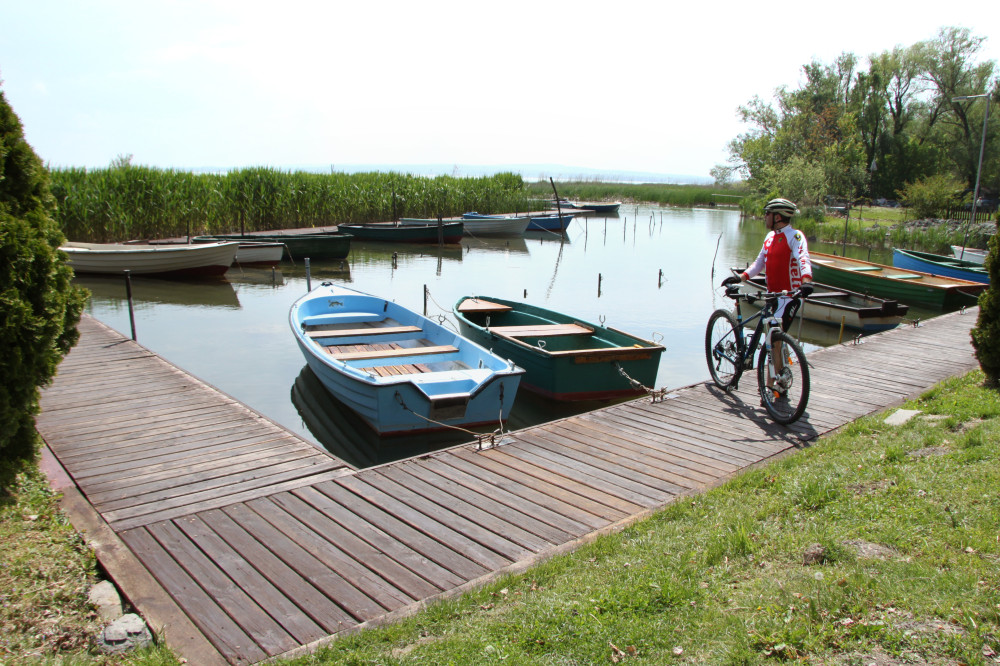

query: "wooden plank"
xmin=327 ymin=344 xmax=458 ymax=361
xmin=171 ymin=513 xmax=329 ymax=645
xmin=221 ymin=502 xmax=383 ymax=622
xmin=292 ymin=485 xmax=463 ymax=591
xmin=335 ymin=474 xmax=513 ymax=571
xmin=488 ymin=323 xmax=593 ymax=336
xmin=268 ymin=492 xmax=441 ymax=601
xmin=198 ymin=508 xmax=357 ymax=633
xmin=310 ymin=480 xmax=489 ymax=582
xmin=122 ymin=527 xmax=266 ymax=664
xmin=456 ymin=298 xmax=512 ymax=313
xmin=400 ymin=458 xmax=583 ymax=543
xmin=447 ymin=448 xmax=625 ymax=528
xmin=307 ymin=325 xmax=421 ymax=339
xmin=244 ymin=497 xmax=414 ymax=612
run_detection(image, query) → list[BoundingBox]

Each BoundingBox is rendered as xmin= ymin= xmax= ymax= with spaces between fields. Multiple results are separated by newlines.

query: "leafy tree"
xmin=727 ymin=26 xmax=998 ymax=211
xmin=0 ymin=86 xmax=87 ymax=459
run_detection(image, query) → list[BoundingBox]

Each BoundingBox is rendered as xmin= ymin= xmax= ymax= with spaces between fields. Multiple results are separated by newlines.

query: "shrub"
xmin=896 ymin=174 xmax=966 ymax=218
xmin=0 ymin=87 xmax=87 ymax=458
xmin=970 ymin=220 xmax=1000 ymax=387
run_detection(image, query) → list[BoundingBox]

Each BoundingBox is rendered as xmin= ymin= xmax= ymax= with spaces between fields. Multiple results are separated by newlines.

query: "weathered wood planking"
xmin=36 ymin=310 xmax=980 ymax=665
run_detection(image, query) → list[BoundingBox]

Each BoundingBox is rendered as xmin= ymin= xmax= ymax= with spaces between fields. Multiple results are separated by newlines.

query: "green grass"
xmin=7 ymin=371 xmax=999 ymax=663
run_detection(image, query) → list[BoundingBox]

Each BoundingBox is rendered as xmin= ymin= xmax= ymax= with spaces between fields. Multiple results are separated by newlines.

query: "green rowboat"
xmin=454 ymin=296 xmax=664 ymax=401
xmin=810 ymin=252 xmax=986 ymax=310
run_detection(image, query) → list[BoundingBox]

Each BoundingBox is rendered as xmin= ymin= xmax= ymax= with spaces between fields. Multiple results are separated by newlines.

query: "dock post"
xmin=305 ymin=258 xmax=311 ymax=292
xmin=124 ymin=270 xmax=137 ymax=341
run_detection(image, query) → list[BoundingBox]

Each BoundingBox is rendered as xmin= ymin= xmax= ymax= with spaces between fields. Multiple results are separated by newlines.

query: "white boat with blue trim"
xmin=289 ymin=282 xmax=523 ymax=435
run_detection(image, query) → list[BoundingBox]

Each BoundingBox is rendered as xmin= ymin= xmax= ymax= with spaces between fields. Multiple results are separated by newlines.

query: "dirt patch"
xmin=907 ymin=447 xmax=950 ymax=458
xmin=843 ymin=539 xmax=899 ymax=560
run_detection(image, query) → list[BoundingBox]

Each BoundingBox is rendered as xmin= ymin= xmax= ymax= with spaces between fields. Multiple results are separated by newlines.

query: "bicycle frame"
xmin=727 ymin=291 xmax=783 ymax=372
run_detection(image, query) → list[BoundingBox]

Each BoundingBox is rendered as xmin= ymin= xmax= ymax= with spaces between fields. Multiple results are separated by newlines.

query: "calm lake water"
xmin=75 ymin=204 xmax=931 ymax=467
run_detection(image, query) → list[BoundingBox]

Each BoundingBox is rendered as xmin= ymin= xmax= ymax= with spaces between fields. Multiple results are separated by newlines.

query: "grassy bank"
xmin=7 ymin=370 xmax=998 ymax=664
xmin=526 ymin=181 xmax=741 ymax=208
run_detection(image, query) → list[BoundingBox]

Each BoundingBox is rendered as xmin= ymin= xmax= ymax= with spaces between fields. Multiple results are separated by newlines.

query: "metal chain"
xmin=614 ymin=362 xmax=669 ymax=403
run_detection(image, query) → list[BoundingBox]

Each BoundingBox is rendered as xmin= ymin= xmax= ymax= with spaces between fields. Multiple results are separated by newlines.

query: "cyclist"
xmin=722 ymin=197 xmax=814 ymax=392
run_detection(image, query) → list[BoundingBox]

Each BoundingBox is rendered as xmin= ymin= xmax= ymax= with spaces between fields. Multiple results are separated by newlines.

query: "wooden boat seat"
xmin=846 ymin=266 xmax=882 ymax=272
xmin=306 ymin=325 xmax=421 ymax=339
xmin=456 ymin=298 xmax=512 ymax=314
xmin=488 ymin=323 xmax=594 ymax=337
xmin=327 ymin=344 xmax=458 ymax=361
xmin=888 ymin=273 xmax=922 ymax=279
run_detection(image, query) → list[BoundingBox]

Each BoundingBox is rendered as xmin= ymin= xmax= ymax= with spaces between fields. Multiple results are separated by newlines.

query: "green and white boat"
xmin=454 ymin=296 xmax=664 ymax=401
xmin=810 ymin=252 xmax=986 ymax=310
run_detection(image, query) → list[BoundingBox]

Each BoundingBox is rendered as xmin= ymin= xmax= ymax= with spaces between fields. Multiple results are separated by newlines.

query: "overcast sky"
xmin=1 ymin=1 xmax=997 ymax=181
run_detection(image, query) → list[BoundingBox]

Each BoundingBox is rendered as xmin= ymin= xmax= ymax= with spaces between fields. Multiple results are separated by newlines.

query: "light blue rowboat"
xmin=289 ymin=282 xmax=523 ymax=435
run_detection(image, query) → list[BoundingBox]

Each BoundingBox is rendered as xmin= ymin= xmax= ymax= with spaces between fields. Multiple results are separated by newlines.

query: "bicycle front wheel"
xmin=705 ymin=309 xmax=743 ymax=390
xmin=757 ymin=331 xmax=810 ymax=424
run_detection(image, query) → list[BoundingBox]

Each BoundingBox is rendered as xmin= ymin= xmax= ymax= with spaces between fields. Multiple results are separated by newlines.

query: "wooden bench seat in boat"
xmin=456 ymin=298 xmax=513 ymax=314
xmin=326 ymin=344 xmax=458 ymax=361
xmin=306 ymin=325 xmax=421 ymax=339
xmin=488 ymin=323 xmax=594 ymax=337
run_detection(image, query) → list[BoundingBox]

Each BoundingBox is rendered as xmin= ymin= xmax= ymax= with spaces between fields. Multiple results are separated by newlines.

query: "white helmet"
xmin=764 ymin=198 xmax=799 ymax=217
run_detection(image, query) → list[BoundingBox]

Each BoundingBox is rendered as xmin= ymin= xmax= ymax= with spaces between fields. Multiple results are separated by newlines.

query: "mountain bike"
xmin=705 ymin=281 xmax=810 ymax=424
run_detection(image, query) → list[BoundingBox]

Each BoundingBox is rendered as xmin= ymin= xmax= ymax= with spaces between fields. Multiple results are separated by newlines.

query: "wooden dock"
xmin=36 ymin=311 xmax=980 ymax=665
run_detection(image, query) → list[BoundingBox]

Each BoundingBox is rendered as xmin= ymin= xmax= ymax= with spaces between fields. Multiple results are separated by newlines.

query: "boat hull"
xmin=892 ymin=248 xmax=989 ymax=284
xmin=740 ymin=276 xmax=908 ymax=332
xmin=290 ymin=284 xmax=522 ymax=435
xmin=62 ymin=242 xmax=239 ymax=277
xmin=951 ymin=246 xmax=988 ymax=265
xmin=526 ymin=214 xmax=574 ymax=232
xmin=454 ymin=296 xmax=663 ymax=401
xmin=401 ymin=217 xmax=529 ymax=237
xmin=810 ymin=252 xmax=985 ymax=310
xmin=197 ymin=233 xmax=352 ymax=260
xmin=339 ymin=222 xmax=464 ymax=244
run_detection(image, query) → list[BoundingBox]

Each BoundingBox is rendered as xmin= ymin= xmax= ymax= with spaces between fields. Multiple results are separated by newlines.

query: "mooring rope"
xmin=393 ymin=391 xmax=510 ymax=449
xmin=614 ymin=362 xmax=669 ymax=403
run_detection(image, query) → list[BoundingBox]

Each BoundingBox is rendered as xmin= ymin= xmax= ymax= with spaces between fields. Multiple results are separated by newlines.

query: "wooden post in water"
xmin=437 ymin=215 xmax=444 ymax=246
xmin=305 ymin=258 xmax=311 ymax=292
xmin=124 ymin=270 xmax=136 ymax=341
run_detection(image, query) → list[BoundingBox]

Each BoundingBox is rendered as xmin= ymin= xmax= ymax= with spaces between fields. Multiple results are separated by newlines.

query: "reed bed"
xmin=48 ymin=167 xmax=531 ymax=242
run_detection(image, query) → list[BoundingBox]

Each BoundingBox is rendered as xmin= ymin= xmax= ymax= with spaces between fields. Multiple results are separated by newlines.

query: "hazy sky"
xmin=2 ymin=1 xmax=997 ymax=180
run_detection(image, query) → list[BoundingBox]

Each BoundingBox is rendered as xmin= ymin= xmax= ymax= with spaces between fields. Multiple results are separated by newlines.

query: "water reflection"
xmin=76 ymin=274 xmax=241 ymax=310
xmin=291 ymin=364 xmax=627 ymax=469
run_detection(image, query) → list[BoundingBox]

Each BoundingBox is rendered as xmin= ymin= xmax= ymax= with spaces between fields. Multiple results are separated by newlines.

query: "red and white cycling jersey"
xmin=743 ymin=225 xmax=812 ymax=292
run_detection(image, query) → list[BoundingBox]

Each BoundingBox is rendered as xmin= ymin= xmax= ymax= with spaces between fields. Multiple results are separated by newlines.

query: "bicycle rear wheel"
xmin=757 ymin=331 xmax=810 ymax=424
xmin=705 ymin=309 xmax=743 ymax=390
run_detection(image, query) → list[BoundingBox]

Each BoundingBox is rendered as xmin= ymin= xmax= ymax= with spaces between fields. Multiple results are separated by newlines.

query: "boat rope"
xmin=392 ymin=390 xmax=511 ymax=448
xmin=613 ymin=362 xmax=669 ymax=403
xmin=422 ymin=288 xmax=460 ymax=332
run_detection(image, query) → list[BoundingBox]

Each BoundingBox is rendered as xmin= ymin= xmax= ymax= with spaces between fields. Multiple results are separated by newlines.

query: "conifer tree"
xmin=971 ymin=221 xmax=1000 ymax=387
xmin=0 ymin=86 xmax=87 ymax=458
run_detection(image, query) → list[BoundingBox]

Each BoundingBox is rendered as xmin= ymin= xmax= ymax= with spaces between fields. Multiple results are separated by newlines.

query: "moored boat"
xmin=738 ymin=273 xmax=909 ymax=332
xmin=951 ymin=245 xmax=988 ymax=265
xmin=290 ymin=283 xmax=523 ymax=435
xmin=339 ymin=221 xmax=464 ymax=244
xmin=527 ymin=213 xmax=575 ymax=232
xmin=400 ymin=216 xmax=529 ymax=237
xmin=196 ymin=233 xmax=352 ymax=260
xmin=893 ymin=248 xmax=989 ymax=284
xmin=453 ymin=296 xmax=664 ymax=401
xmin=551 ymin=200 xmax=622 ymax=214
xmin=810 ymin=251 xmax=986 ymax=310
xmin=61 ymin=241 xmax=239 ymax=277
